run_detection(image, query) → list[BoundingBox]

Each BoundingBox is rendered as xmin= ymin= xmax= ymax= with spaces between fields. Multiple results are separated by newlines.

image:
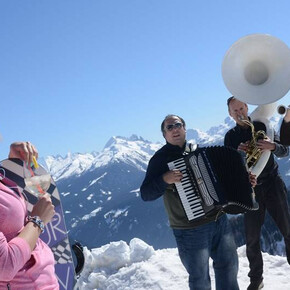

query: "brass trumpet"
xmin=242 ymin=119 xmax=266 ymax=169
xmin=238 ymin=116 xmax=267 ymax=170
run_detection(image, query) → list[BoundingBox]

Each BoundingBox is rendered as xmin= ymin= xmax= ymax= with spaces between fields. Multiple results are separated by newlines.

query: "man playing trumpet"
xmin=224 ymin=96 xmax=290 ymax=290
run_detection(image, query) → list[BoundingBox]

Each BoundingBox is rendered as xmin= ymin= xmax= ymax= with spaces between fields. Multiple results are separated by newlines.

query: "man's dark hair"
xmin=161 ymin=114 xmax=186 ymax=133
xmin=227 ymin=96 xmax=236 ymax=107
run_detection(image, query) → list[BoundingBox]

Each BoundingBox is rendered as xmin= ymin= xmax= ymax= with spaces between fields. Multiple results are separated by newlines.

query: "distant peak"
xmin=224 ymin=116 xmax=234 ymax=125
xmin=104 ymin=135 xmax=150 ymax=149
xmin=104 ymin=136 xmax=118 ymax=149
xmin=128 ymin=134 xmax=145 ymax=142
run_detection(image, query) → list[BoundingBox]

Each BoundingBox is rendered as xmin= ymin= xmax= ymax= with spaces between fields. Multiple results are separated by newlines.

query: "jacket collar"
xmin=165 ymin=141 xmax=186 ymax=152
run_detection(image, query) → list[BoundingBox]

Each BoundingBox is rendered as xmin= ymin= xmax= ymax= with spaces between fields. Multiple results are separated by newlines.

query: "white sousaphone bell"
xmin=222 ymin=33 xmax=290 ymax=177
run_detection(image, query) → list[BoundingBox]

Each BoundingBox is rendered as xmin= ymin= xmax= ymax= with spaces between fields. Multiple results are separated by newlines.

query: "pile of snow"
xmin=75 ymin=238 xmax=290 ymax=290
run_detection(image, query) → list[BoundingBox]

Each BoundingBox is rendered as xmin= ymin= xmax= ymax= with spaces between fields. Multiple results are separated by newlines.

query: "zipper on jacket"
xmin=7 ymin=283 xmax=10 ymax=290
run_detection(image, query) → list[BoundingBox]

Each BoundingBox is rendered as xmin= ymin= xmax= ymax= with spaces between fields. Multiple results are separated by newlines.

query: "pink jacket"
xmin=0 ymin=178 xmax=59 ymax=289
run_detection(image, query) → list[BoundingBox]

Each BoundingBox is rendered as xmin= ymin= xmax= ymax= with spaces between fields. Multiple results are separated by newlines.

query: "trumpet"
xmin=238 ymin=116 xmax=267 ymax=170
xmin=277 ymin=105 xmax=290 ymax=115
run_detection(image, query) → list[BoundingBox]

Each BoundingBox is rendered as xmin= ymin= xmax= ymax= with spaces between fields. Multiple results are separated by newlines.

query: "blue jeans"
xmin=173 ymin=215 xmax=239 ymax=290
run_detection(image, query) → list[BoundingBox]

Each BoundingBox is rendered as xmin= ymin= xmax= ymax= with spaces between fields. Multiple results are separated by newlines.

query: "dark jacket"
xmin=280 ymin=120 xmax=290 ymax=146
xmin=140 ymin=142 xmax=221 ymax=229
xmin=224 ymin=120 xmax=289 ymax=183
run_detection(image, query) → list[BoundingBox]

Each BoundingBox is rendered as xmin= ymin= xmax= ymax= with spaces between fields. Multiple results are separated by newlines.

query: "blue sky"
xmin=0 ymin=0 xmax=289 ymax=160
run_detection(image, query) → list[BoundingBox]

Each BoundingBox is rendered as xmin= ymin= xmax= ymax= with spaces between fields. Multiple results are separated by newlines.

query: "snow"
xmin=82 ymin=208 xmax=103 ymax=221
xmin=75 ymin=238 xmax=290 ymax=290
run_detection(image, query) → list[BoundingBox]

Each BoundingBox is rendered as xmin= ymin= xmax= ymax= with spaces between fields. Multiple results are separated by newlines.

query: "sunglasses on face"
xmin=165 ymin=122 xmax=183 ymax=131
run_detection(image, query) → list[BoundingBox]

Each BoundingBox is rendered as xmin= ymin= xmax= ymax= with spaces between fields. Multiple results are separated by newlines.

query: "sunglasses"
xmin=166 ymin=122 xmax=183 ymax=131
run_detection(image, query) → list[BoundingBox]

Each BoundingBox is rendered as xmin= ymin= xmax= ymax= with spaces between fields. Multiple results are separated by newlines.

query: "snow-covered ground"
xmin=75 ymin=238 xmax=290 ymax=290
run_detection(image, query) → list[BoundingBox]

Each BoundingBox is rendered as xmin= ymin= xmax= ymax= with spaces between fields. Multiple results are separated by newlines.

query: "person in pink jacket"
xmin=0 ymin=141 xmax=59 ymax=289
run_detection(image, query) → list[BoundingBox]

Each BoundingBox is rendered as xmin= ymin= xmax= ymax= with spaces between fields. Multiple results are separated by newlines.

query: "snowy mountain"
xmin=43 ymin=118 xmax=290 ymax=256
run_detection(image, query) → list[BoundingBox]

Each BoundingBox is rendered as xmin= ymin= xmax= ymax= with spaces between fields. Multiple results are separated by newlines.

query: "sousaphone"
xmin=222 ymin=33 xmax=290 ymax=177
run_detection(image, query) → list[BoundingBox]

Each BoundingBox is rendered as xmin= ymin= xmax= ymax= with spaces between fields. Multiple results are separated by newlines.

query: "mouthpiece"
xmin=277 ymin=105 xmax=290 ymax=115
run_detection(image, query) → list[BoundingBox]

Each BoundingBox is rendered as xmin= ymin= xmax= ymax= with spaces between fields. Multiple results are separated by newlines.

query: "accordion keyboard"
xmin=168 ymin=157 xmax=205 ymax=221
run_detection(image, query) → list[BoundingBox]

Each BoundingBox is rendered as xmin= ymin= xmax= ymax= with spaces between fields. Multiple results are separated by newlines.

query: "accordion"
xmin=168 ymin=146 xmax=258 ymax=221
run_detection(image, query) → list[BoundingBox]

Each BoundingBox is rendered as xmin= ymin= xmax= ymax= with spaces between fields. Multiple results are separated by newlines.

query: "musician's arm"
xmin=272 ymin=131 xmax=289 ymax=157
xmin=140 ymin=156 xmax=169 ymax=201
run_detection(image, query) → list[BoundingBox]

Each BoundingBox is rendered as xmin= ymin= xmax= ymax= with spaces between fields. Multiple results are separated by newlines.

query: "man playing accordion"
xmin=141 ymin=114 xmax=256 ymax=290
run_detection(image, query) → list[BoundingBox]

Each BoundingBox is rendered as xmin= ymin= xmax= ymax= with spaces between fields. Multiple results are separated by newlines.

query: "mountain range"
xmin=42 ymin=116 xmax=290 ymax=258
